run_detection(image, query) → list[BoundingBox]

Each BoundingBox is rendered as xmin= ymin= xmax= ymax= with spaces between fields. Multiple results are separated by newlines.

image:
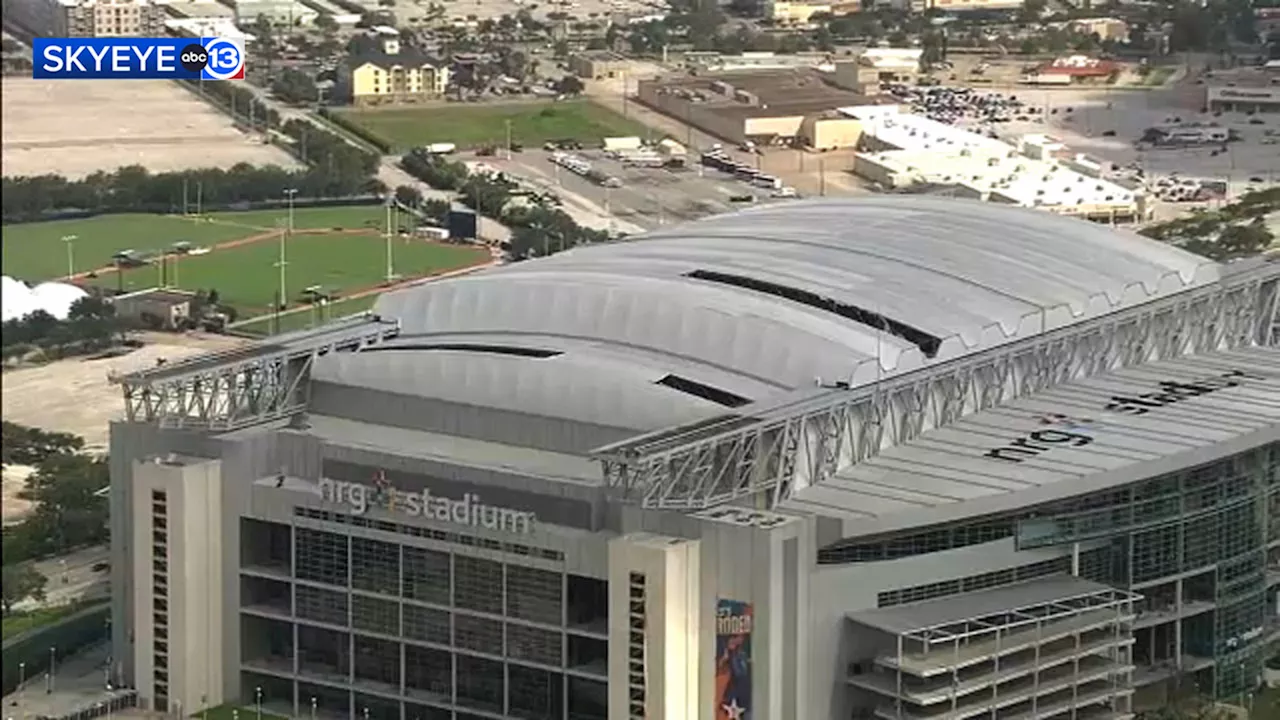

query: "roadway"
xmin=13 ymin=545 xmax=110 ymax=613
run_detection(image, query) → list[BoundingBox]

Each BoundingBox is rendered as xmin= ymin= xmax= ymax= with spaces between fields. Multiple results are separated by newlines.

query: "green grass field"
xmin=2 ymin=206 xmax=392 ymax=282
xmin=0 ymin=599 xmax=103 ymax=640
xmin=92 ymin=233 xmax=483 ymax=314
xmin=234 ymin=294 xmax=379 ymax=335
xmin=338 ymin=100 xmax=650 ymax=152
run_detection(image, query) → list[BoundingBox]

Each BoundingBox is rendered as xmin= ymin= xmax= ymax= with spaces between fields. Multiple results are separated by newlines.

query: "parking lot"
xmin=475 ymin=148 xmax=806 ymax=233
xmin=992 ymin=87 xmax=1278 ymax=197
xmin=893 ymin=82 xmax=1276 ymax=209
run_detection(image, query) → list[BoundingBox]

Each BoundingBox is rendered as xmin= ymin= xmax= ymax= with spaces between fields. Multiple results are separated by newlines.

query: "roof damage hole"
xmin=365 ymin=344 xmax=563 ymax=358
xmin=684 ymin=269 xmax=944 ymax=358
xmin=656 ymin=374 xmax=752 ymax=408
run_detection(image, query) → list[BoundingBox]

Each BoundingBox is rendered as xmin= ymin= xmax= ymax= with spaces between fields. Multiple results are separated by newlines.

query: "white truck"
xmin=424 ymin=143 xmax=457 ymax=155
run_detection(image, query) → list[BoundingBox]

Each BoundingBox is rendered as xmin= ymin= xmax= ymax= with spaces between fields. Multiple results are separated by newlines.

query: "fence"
xmin=1 ymin=602 xmax=111 ymax=696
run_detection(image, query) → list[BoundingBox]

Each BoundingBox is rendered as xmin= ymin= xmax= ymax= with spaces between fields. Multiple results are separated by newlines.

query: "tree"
xmin=272 ymin=68 xmax=320 ymax=105
xmin=0 ymin=564 xmax=48 ymax=615
xmin=1139 ymin=188 xmax=1278 ymax=262
xmin=421 ymin=198 xmax=451 ymax=224
xmin=1 ymin=422 xmax=84 ymax=466
xmin=554 ymin=75 xmax=585 ymax=95
xmin=394 ymin=184 xmax=423 ymax=207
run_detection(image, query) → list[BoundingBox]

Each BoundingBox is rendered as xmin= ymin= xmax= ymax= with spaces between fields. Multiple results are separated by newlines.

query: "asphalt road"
xmin=14 ymin=545 xmax=110 ymax=612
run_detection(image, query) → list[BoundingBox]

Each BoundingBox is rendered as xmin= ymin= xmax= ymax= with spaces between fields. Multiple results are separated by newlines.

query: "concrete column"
xmin=1175 ymin=578 xmax=1185 ymax=669
xmin=1072 ymin=543 xmax=1081 ymax=576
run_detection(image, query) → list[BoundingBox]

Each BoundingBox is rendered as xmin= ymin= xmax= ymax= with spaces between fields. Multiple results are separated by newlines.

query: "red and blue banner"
xmin=715 ymin=599 xmax=753 ymax=720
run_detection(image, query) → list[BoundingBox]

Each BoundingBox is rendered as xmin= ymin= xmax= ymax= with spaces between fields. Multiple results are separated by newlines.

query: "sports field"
xmin=2 ymin=206 xmax=393 ymax=282
xmin=234 ymin=294 xmax=379 ymax=336
xmin=93 ymin=232 xmax=483 ymax=315
xmin=337 ymin=100 xmax=650 ymax=152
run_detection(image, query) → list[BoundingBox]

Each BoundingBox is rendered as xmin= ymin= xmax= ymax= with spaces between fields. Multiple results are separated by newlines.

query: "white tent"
xmin=1 ymin=276 xmax=88 ymax=322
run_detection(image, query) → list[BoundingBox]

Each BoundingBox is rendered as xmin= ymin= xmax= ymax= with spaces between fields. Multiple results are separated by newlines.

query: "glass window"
xmin=403 ymin=546 xmax=450 ymax=605
xmin=455 ymin=654 xmax=503 ymax=713
xmin=351 ymin=537 xmax=400 ymax=595
xmin=507 ymin=623 xmax=563 ymax=666
xmin=352 ymin=593 xmax=400 ymax=636
xmin=506 ymin=566 xmax=563 ymax=625
xmin=296 ymin=529 xmax=349 ymax=587
xmin=454 ymin=613 xmax=503 ymax=654
xmin=403 ymin=604 xmax=451 ymax=645
xmin=296 ymin=585 xmax=349 ymax=627
xmin=454 ymin=556 xmax=503 ymax=614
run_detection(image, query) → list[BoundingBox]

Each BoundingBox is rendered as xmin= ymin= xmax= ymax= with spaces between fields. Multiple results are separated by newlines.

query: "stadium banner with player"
xmin=715 ymin=599 xmax=753 ymax=720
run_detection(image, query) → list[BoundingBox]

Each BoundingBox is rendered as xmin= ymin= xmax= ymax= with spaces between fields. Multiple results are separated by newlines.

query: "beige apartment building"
xmin=2 ymin=0 xmax=165 ymax=37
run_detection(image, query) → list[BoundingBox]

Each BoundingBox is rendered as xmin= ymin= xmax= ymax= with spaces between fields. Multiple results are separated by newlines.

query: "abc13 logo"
xmin=179 ymin=37 xmax=245 ymax=80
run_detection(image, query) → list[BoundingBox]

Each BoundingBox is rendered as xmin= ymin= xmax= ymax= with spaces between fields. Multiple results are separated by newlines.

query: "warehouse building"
xmin=108 ymin=197 xmax=1280 ymax=720
xmin=636 ymin=69 xmax=877 ymax=147
xmin=848 ymin=106 xmax=1144 ymax=222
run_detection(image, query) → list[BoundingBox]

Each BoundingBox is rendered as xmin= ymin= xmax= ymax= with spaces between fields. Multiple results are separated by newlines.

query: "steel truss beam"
xmin=112 ymin=315 xmax=400 ymax=430
xmin=597 ymin=263 xmax=1280 ymax=510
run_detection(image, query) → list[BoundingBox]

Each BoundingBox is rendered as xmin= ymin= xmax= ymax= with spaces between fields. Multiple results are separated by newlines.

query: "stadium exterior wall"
xmin=108 ymin=416 xmax=1280 ymax=720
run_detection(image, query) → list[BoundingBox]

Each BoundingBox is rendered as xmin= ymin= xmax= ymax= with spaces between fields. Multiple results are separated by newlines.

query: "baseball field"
xmin=2 ymin=205 xmax=489 ymax=322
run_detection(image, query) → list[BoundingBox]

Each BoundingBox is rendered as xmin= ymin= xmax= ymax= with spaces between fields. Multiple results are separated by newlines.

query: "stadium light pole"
xmin=61 ymin=235 xmax=78 ymax=278
xmin=384 ymin=195 xmax=396 ymax=283
xmin=281 ymin=188 xmax=297 ymax=311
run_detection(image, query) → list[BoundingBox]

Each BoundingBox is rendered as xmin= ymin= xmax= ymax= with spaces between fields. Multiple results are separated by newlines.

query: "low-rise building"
xmin=911 ymin=0 xmax=1021 ymax=12
xmin=638 ymin=69 xmax=880 ymax=146
xmin=2 ymin=0 xmax=164 ymax=37
xmin=110 ymin=288 xmax=195 ymax=331
xmin=1067 ymin=16 xmax=1128 ymax=42
xmin=1207 ymin=85 xmax=1280 ymax=114
xmin=846 ymin=106 xmax=1143 ymax=223
xmin=568 ymin=50 xmax=630 ymax=80
xmin=340 ymin=38 xmax=451 ymax=107
xmin=231 ymin=0 xmax=315 ymax=25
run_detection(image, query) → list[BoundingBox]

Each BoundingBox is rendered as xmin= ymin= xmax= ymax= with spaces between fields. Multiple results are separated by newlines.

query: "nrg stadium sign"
xmin=318 ymin=475 xmax=536 ymax=534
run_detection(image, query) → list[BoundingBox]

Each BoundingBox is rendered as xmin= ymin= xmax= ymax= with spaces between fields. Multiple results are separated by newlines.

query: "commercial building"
xmin=637 ymin=69 xmax=877 ymax=146
xmin=1 ymin=0 xmax=164 ymax=38
xmin=1022 ymin=55 xmax=1121 ymax=86
xmin=568 ymin=51 xmax=630 ymax=80
xmin=340 ymin=38 xmax=451 ymax=107
xmin=911 ymin=0 xmax=1021 ymax=12
xmin=109 ymin=288 xmax=195 ymax=331
xmin=108 ymin=197 xmax=1280 ymax=720
xmin=1207 ymin=85 xmax=1280 ymax=114
xmin=765 ymin=0 xmax=859 ymax=24
xmin=848 ymin=106 xmax=1145 ymax=222
xmin=231 ymin=0 xmax=316 ymax=25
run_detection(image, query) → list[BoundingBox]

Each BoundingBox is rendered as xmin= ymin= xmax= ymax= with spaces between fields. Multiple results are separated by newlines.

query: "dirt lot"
xmin=0 ymin=333 xmax=247 ymax=453
xmin=1 ymin=79 xmax=299 ymax=178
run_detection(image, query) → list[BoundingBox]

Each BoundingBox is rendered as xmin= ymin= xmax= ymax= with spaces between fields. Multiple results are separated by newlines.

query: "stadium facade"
xmin=107 ymin=197 xmax=1280 ymax=720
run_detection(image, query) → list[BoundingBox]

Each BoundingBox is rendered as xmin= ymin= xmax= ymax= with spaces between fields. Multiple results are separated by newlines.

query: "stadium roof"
xmin=356 ymin=197 xmax=1215 ymax=434
xmin=779 ymin=346 xmax=1280 ymax=537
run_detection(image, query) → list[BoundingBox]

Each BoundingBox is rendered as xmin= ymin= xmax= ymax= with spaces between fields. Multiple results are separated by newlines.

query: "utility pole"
xmin=505 ymin=119 xmax=513 ymax=160
xmin=182 ymin=178 xmax=189 ymax=216
xmin=196 ymin=181 xmax=203 ymax=216
xmin=279 ymin=188 xmax=297 ymax=313
xmin=61 ymin=235 xmax=77 ymax=278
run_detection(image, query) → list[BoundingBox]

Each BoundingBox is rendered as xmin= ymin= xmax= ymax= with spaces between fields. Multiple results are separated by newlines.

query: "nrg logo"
xmin=180 ymin=38 xmax=245 ymax=81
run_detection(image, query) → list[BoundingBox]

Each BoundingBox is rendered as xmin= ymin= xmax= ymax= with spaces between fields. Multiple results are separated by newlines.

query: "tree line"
xmin=400 ymin=150 xmax=610 ymax=259
xmin=4 ymin=82 xmax=382 ymax=223
xmin=2 ymin=296 xmax=126 ymax=365
xmin=1 ymin=423 xmax=108 ymax=614
xmin=1140 ymin=187 xmax=1279 ymax=263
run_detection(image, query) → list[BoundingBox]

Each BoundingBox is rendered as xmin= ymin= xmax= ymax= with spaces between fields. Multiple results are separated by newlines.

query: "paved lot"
xmin=1 ymin=642 xmax=130 ymax=720
xmin=1 ymin=79 xmax=298 ymax=178
xmin=1 ymin=333 xmax=246 ymax=453
xmin=483 ymin=148 xmax=814 ymax=233
xmin=988 ymin=86 xmax=1279 ymax=197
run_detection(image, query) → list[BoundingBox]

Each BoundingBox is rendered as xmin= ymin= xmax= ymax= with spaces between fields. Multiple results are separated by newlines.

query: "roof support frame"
xmin=113 ymin=315 xmax=400 ymax=430
xmin=598 ymin=264 xmax=1280 ymax=510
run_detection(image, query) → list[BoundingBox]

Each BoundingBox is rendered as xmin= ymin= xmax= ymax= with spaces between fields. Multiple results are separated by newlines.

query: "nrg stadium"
xmin=107 ymin=197 xmax=1280 ymax=720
